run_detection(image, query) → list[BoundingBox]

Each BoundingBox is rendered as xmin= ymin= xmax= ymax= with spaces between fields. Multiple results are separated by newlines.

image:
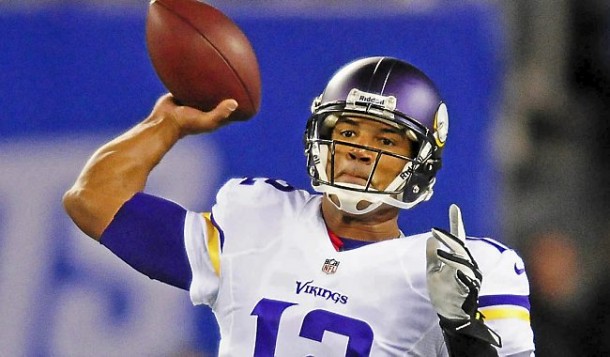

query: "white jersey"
xmin=183 ymin=177 xmax=535 ymax=356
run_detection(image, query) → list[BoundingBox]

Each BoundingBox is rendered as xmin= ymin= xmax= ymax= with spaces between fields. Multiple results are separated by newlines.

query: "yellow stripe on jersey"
xmin=202 ymin=212 xmax=221 ymax=276
xmin=480 ymin=306 xmax=530 ymax=322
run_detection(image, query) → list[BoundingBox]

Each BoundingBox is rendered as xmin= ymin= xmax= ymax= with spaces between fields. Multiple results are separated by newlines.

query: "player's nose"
xmin=347 ymin=146 xmax=375 ymax=163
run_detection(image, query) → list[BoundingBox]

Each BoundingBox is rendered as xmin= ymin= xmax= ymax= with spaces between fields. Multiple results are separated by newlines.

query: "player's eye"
xmin=340 ymin=130 xmax=356 ymax=138
xmin=380 ymin=138 xmax=395 ymax=146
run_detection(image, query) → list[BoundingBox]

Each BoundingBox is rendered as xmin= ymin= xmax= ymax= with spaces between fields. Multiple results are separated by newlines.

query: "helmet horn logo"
xmin=433 ymin=103 xmax=449 ymax=147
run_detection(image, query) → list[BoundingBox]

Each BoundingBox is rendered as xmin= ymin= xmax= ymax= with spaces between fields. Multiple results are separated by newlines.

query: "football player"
xmin=64 ymin=57 xmax=535 ymax=356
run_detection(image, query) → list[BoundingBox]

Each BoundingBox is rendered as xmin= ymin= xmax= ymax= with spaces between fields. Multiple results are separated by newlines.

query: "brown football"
xmin=146 ymin=0 xmax=261 ymax=121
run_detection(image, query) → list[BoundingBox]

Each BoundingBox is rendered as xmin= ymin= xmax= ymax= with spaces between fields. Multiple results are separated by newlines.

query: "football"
xmin=146 ymin=0 xmax=261 ymax=121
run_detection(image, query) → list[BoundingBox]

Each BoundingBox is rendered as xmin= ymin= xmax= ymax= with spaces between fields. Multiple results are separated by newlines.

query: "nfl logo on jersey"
xmin=322 ymin=259 xmax=340 ymax=274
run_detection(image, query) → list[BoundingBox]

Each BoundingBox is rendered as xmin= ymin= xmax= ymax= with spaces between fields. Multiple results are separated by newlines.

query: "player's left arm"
xmin=472 ymin=238 xmax=534 ymax=356
xmin=427 ymin=205 xmax=515 ymax=357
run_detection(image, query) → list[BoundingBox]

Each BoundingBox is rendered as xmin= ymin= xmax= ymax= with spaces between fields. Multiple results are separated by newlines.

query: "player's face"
xmin=328 ymin=116 xmax=413 ymax=191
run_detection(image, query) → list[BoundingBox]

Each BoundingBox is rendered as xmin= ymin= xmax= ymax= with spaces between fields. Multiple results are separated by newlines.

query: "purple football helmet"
xmin=305 ymin=56 xmax=448 ymax=214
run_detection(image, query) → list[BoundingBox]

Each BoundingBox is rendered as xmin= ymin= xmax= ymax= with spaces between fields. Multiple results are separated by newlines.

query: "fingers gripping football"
xmin=426 ymin=204 xmax=482 ymax=320
xmin=151 ymin=94 xmax=239 ymax=138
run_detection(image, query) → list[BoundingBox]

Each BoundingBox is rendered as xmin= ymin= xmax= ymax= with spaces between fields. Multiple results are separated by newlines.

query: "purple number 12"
xmin=251 ymin=298 xmax=374 ymax=356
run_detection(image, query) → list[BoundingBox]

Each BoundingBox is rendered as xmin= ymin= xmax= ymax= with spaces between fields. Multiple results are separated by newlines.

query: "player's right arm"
xmin=62 ymin=94 xmax=237 ymax=240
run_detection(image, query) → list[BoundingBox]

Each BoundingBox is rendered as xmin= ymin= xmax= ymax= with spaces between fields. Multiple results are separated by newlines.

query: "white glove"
xmin=426 ymin=204 xmax=501 ymax=347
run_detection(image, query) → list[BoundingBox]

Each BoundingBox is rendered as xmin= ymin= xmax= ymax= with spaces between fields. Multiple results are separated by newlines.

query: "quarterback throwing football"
xmin=64 ymin=57 xmax=535 ymax=356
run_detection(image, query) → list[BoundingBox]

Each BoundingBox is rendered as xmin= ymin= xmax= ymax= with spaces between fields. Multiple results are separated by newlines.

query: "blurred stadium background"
xmin=0 ymin=0 xmax=608 ymax=356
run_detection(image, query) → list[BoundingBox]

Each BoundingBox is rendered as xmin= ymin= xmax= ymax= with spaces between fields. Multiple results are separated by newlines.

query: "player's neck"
xmin=321 ymin=196 xmax=401 ymax=242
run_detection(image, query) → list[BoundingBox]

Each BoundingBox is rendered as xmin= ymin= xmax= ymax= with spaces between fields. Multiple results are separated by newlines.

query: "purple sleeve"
xmin=100 ymin=192 xmax=192 ymax=290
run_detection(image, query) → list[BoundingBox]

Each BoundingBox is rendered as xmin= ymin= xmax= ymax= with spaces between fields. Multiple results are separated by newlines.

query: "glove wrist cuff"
xmin=439 ymin=313 xmax=502 ymax=348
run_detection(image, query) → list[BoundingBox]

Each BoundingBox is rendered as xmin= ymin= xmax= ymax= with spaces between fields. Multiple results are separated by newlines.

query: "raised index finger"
xmin=449 ymin=204 xmax=466 ymax=242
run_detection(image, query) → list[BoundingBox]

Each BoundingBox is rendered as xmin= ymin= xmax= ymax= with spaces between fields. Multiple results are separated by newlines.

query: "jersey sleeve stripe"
xmin=209 ymin=211 xmax=225 ymax=251
xmin=465 ymin=236 xmax=509 ymax=252
xmin=479 ymin=294 xmax=530 ymax=310
xmin=202 ymin=212 xmax=221 ymax=276
xmin=480 ymin=306 xmax=530 ymax=322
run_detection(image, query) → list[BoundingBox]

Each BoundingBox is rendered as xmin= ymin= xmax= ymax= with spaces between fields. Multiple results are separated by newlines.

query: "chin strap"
xmin=317 ymin=183 xmax=384 ymax=215
xmin=315 ymin=180 xmax=431 ymax=215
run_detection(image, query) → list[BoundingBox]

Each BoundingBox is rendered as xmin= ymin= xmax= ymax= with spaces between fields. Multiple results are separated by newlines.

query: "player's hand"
xmin=426 ymin=204 xmax=501 ymax=347
xmin=426 ymin=204 xmax=480 ymax=320
xmin=150 ymin=93 xmax=239 ymax=137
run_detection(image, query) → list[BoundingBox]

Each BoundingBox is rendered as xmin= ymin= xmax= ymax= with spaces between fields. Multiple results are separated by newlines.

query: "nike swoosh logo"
xmin=514 ymin=263 xmax=526 ymax=275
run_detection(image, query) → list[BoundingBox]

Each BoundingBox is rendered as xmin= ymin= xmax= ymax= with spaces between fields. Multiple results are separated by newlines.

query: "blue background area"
xmin=0 ymin=4 xmax=504 ymax=354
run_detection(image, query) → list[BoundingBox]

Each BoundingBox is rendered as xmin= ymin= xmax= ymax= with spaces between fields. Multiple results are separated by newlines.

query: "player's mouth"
xmin=334 ymin=172 xmax=373 ymax=187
